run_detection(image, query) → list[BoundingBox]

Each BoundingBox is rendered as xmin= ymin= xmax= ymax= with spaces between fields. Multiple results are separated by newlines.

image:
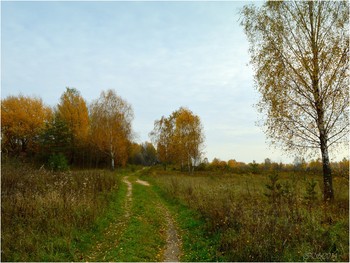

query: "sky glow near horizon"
xmin=1 ymin=1 xmax=348 ymax=163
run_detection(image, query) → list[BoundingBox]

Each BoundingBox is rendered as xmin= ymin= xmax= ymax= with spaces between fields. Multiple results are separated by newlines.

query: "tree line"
xmin=1 ymin=88 xmax=348 ymax=178
xmin=1 ymin=88 xmax=205 ymax=171
xmin=201 ymin=157 xmax=349 ymax=178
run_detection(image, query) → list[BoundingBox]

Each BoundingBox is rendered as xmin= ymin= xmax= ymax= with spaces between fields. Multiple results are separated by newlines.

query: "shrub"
xmin=264 ymin=173 xmax=283 ymax=204
xmin=305 ymin=178 xmax=318 ymax=208
xmin=48 ymin=153 xmax=69 ymax=172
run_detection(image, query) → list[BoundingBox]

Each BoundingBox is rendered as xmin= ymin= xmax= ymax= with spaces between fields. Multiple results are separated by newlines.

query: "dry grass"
xmin=151 ymin=170 xmax=349 ymax=262
xmin=1 ymin=160 xmax=120 ymax=261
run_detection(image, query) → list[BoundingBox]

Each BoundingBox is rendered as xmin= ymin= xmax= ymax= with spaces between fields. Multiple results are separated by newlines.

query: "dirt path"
xmin=82 ymin=175 xmax=181 ymax=261
xmin=136 ymin=179 xmax=150 ymax=186
xmin=163 ymin=207 xmax=182 ymax=262
xmin=123 ymin=176 xmax=133 ymax=218
xmin=137 ymin=179 xmax=182 ymax=261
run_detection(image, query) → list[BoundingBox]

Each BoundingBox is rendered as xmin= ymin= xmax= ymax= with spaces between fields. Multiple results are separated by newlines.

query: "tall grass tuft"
xmin=1 ymin=161 xmax=120 ymax=261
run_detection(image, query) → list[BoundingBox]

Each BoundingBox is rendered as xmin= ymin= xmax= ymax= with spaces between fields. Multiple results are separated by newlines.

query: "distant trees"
xmin=90 ymin=89 xmax=134 ymax=170
xmin=307 ymin=158 xmax=322 ymax=175
xmin=1 ymin=95 xmax=52 ymax=156
xmin=334 ymin=158 xmax=350 ymax=178
xmin=141 ymin=142 xmax=157 ymax=166
xmin=264 ymin=158 xmax=272 ymax=171
xmin=241 ymin=1 xmax=349 ymax=201
xmin=1 ymin=89 xmax=134 ymax=170
xmin=293 ymin=157 xmax=307 ymax=172
xmin=150 ymin=107 xmax=205 ymax=172
xmin=128 ymin=142 xmax=157 ymax=166
xmin=205 ymin=157 xmax=349 ymax=177
xmin=2 ymin=91 xmax=347 ymax=177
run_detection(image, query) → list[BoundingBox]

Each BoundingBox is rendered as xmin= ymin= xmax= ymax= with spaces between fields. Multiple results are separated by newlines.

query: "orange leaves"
xmin=150 ymin=107 xmax=205 ymax=171
xmin=1 ymin=95 xmax=52 ymax=154
xmin=57 ymin=87 xmax=89 ymax=144
xmin=173 ymin=107 xmax=204 ymax=167
xmin=2 ymin=89 xmax=134 ymax=168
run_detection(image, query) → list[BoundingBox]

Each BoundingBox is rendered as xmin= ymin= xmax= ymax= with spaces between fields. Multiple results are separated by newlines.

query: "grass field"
xmin=145 ymin=167 xmax=349 ymax=262
xmin=1 ymin=163 xmax=170 ymax=262
xmin=1 ymin=160 xmax=120 ymax=261
xmin=2 ymin=161 xmax=348 ymax=262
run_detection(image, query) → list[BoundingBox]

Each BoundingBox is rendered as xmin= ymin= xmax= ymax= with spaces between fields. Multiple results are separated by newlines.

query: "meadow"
xmin=1 ymin=160 xmax=120 ymax=261
xmin=147 ymin=168 xmax=349 ymax=262
xmin=1 ymin=159 xmax=348 ymax=262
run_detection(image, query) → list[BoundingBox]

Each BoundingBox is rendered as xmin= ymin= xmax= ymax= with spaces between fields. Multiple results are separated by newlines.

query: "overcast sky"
xmin=1 ymin=1 xmax=347 ymax=163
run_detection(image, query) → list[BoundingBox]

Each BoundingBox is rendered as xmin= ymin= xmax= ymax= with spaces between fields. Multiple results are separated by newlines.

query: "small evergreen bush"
xmin=304 ymin=178 xmax=318 ymax=209
xmin=48 ymin=153 xmax=69 ymax=172
xmin=264 ymin=173 xmax=283 ymax=204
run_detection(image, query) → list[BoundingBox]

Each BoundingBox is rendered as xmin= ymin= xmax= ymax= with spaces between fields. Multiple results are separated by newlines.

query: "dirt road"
xmin=81 ymin=173 xmax=182 ymax=262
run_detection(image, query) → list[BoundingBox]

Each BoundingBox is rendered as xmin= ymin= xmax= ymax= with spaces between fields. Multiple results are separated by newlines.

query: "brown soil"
xmin=163 ymin=208 xmax=182 ymax=262
xmin=135 ymin=179 xmax=150 ymax=186
xmin=123 ymin=176 xmax=133 ymax=218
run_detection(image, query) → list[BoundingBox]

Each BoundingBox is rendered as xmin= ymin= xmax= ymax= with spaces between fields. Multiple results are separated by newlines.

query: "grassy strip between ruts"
xmin=149 ymin=181 xmax=226 ymax=262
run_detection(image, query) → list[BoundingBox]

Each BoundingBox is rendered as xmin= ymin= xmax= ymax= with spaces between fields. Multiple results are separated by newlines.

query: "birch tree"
xmin=241 ymin=1 xmax=349 ymax=201
xmin=150 ymin=107 xmax=205 ymax=172
xmin=90 ymin=89 xmax=133 ymax=170
xmin=149 ymin=115 xmax=175 ymax=170
xmin=173 ymin=107 xmax=205 ymax=172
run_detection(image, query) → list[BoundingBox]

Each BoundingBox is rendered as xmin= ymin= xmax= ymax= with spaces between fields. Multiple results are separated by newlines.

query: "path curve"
xmin=136 ymin=179 xmax=150 ymax=186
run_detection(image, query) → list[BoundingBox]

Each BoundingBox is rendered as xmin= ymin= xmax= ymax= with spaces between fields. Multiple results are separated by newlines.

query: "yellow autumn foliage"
xmin=1 ymin=95 xmax=52 ymax=154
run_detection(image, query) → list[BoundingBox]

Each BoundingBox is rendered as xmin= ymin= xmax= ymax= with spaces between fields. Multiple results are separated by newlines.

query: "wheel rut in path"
xmin=83 ymin=176 xmax=133 ymax=261
xmin=123 ymin=176 xmax=133 ymax=218
xmin=163 ymin=206 xmax=182 ymax=262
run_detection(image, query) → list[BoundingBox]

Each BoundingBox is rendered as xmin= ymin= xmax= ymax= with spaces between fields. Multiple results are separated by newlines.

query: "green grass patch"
xmin=110 ymin=180 xmax=167 ymax=261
